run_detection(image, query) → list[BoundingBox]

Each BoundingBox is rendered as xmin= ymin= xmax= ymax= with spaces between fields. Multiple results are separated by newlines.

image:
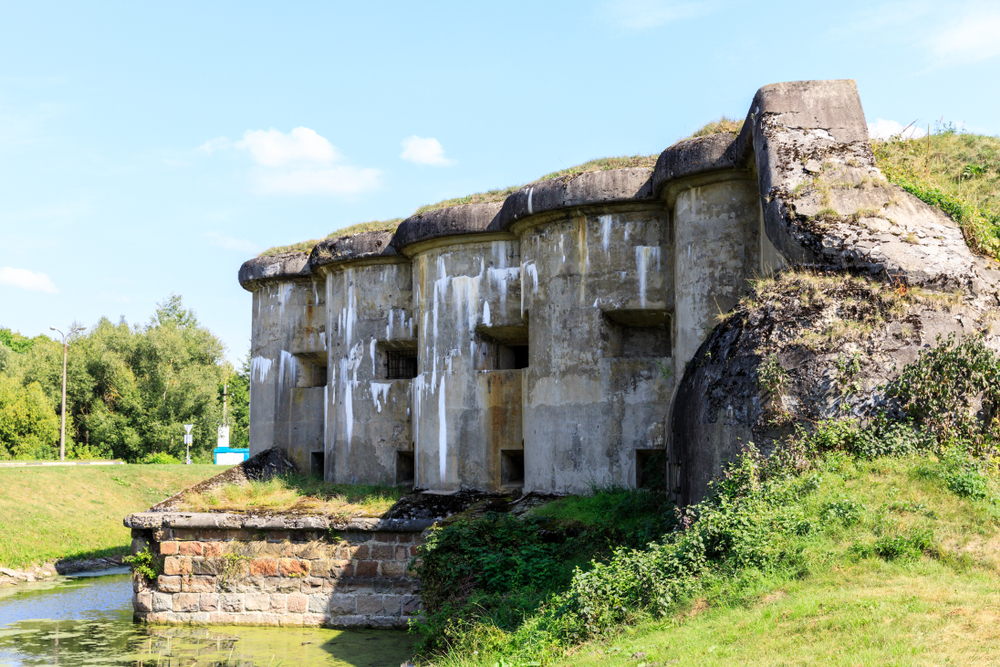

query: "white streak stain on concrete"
xmin=250 ymin=356 xmax=272 ymax=383
xmin=438 ymin=376 xmax=447 ymax=482
xmin=370 ymin=382 xmax=391 ymax=413
xmin=635 ymin=245 xmax=662 ymax=308
xmin=600 ymin=214 xmax=613 ymax=254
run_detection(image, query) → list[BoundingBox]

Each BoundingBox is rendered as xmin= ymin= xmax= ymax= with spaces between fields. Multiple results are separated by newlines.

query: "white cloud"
xmin=197 ymin=136 xmax=231 ymax=154
xmin=927 ymin=3 xmax=1000 ymax=66
xmin=602 ymin=0 xmax=711 ymax=30
xmin=252 ymin=166 xmax=382 ymax=196
xmin=202 ymin=231 xmax=260 ymax=254
xmin=399 ymin=136 xmax=455 ymax=166
xmin=199 ymin=127 xmax=381 ymax=196
xmin=236 ymin=127 xmax=339 ymax=167
xmin=0 ymin=267 xmax=58 ymax=293
xmin=868 ymin=118 xmax=928 ymax=140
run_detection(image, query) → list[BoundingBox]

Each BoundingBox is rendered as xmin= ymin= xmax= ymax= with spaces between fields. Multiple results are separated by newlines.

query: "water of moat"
xmin=0 ymin=569 xmax=417 ymax=666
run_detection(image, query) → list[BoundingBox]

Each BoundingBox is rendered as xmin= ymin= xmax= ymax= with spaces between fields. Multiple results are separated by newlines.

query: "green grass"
xmin=530 ymin=484 xmax=671 ymax=537
xmin=873 ymin=127 xmax=1000 ymax=259
xmin=258 ymin=218 xmax=404 ymax=257
xmin=175 ymin=473 xmax=407 ymax=518
xmin=690 ymin=116 xmax=744 ymax=138
xmin=428 ymin=452 xmax=1000 ymax=666
xmin=0 ymin=464 xmax=224 ymax=569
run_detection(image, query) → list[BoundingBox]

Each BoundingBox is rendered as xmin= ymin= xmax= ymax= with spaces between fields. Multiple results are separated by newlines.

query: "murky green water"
xmin=0 ymin=569 xmax=418 ymax=666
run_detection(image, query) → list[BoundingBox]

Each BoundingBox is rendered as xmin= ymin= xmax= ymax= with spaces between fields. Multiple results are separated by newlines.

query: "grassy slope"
xmin=0 ymin=464 xmax=223 ymax=569
xmin=873 ymin=129 xmax=1000 ymax=259
xmin=440 ymin=455 xmax=1000 ymax=666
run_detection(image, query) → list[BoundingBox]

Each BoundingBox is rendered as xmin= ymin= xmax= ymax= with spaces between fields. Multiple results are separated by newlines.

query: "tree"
xmin=0 ymin=294 xmax=234 ymax=462
xmin=225 ymin=352 xmax=251 ymax=450
xmin=0 ymin=374 xmax=59 ymax=460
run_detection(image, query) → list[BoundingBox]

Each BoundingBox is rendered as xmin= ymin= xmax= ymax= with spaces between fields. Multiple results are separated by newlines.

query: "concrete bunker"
xmin=236 ymin=79 xmax=964 ymax=502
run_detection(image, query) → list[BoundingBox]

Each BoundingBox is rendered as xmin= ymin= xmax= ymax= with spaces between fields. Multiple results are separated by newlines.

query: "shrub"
xmin=140 ymin=451 xmax=181 ymax=465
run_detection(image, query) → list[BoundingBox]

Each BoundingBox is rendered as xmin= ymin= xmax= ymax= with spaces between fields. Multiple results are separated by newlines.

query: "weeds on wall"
xmin=123 ymin=545 xmax=163 ymax=581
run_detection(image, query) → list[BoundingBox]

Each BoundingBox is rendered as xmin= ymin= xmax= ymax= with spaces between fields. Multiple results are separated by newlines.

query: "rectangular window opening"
xmin=500 ymin=449 xmax=524 ymax=487
xmin=295 ymin=353 xmax=328 ymax=388
xmin=636 ymin=449 xmax=667 ymax=490
xmin=396 ymin=450 xmax=415 ymax=485
xmin=310 ymin=450 xmax=325 ymax=479
xmin=475 ymin=325 xmax=530 ymax=371
xmin=385 ymin=349 xmax=418 ymax=380
xmin=603 ymin=310 xmax=671 ymax=359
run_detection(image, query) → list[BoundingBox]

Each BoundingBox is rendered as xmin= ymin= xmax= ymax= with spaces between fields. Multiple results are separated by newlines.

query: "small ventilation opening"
xmin=603 ymin=310 xmax=671 ymax=359
xmin=295 ymin=353 xmax=328 ymax=388
xmin=500 ymin=450 xmax=524 ymax=487
xmin=310 ymin=450 xmax=325 ymax=479
xmin=636 ymin=449 xmax=667 ymax=490
xmin=475 ymin=325 xmax=530 ymax=371
xmin=385 ymin=349 xmax=418 ymax=380
xmin=396 ymin=451 xmax=415 ymax=485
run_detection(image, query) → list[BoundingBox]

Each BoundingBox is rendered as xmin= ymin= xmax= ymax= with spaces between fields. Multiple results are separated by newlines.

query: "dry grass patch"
xmin=177 ymin=474 xmax=406 ymax=519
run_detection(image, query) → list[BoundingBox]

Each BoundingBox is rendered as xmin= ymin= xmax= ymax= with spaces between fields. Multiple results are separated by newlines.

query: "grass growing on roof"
xmin=176 ymin=473 xmax=407 ymax=518
xmin=257 ymin=218 xmax=404 ymax=257
xmin=690 ymin=116 xmax=744 ymax=138
xmin=873 ymin=123 xmax=1000 ymax=259
xmin=412 ymin=155 xmax=659 ymax=216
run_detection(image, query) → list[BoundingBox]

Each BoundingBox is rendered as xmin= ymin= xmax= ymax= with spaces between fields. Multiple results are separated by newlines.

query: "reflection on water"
xmin=0 ymin=571 xmax=418 ymax=666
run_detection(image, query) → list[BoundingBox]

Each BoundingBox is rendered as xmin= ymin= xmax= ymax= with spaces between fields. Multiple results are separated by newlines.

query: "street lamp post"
xmin=50 ymin=325 xmax=81 ymax=461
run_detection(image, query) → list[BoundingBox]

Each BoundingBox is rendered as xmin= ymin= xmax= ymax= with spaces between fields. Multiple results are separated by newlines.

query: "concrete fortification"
xmin=239 ymin=79 xmax=1000 ymax=503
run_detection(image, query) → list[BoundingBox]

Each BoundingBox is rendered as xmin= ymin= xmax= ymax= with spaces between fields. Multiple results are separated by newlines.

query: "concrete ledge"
xmin=308 ymin=230 xmax=397 ymax=272
xmin=124 ymin=511 xmax=437 ymax=533
xmin=491 ymin=168 xmax=653 ymax=231
xmin=238 ymin=252 xmax=312 ymax=292
xmin=390 ymin=202 xmax=503 ymax=254
xmin=652 ymin=134 xmax=738 ymax=195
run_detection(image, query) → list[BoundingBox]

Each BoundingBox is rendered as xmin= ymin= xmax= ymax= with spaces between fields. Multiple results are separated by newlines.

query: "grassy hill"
xmin=0 ymin=464 xmax=223 ymax=569
xmin=421 ymin=445 xmax=1000 ymax=667
xmin=538 ymin=454 xmax=1000 ymax=667
xmin=873 ymin=127 xmax=1000 ymax=259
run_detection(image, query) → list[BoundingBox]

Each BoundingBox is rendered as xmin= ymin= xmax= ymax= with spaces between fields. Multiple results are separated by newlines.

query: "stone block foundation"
xmin=126 ymin=513 xmax=426 ymax=628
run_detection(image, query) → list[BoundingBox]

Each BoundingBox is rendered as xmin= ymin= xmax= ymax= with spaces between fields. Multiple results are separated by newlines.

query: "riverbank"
xmin=0 ymin=464 xmax=225 ymax=572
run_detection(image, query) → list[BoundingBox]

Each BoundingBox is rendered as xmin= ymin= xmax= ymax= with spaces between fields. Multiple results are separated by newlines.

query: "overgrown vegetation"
xmin=690 ymin=116 xmax=744 ymax=138
xmin=123 ymin=544 xmax=163 ymax=580
xmin=873 ymin=123 xmax=1000 ymax=259
xmin=177 ymin=474 xmax=406 ymax=518
xmin=259 ymin=218 xmax=403 ymax=257
xmin=0 ymin=464 xmax=221 ymax=568
xmin=0 ymin=295 xmax=249 ymax=462
xmin=417 ymin=328 xmax=1000 ymax=666
xmin=413 ymin=487 xmax=675 ymax=654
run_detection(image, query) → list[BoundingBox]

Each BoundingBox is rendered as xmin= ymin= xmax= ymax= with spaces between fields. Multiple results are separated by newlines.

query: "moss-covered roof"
xmin=258 ymin=219 xmax=403 ymax=258
xmin=256 ymin=134 xmax=737 ymax=258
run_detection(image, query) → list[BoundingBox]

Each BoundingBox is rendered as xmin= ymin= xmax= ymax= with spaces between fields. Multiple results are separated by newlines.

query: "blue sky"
xmin=2 ymin=0 xmax=998 ymax=365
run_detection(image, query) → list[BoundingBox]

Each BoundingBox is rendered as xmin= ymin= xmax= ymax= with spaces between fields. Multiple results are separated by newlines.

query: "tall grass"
xmin=873 ymin=125 xmax=1000 ymax=258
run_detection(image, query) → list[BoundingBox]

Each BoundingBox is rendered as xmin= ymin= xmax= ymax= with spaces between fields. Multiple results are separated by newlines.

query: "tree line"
xmin=0 ymin=295 xmax=249 ymax=463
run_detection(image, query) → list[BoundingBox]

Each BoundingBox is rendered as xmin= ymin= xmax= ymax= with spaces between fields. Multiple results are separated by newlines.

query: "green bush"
xmin=140 ymin=451 xmax=181 ymax=465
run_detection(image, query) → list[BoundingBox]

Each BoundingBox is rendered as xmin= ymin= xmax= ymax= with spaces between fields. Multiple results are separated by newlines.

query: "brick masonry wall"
xmin=130 ymin=525 xmax=423 ymax=628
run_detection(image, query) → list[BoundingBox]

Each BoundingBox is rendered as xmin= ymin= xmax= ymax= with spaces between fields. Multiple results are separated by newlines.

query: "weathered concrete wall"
xmin=407 ymin=231 xmax=523 ymax=491
xmin=242 ymin=257 xmax=325 ymax=475
xmin=324 ymin=259 xmax=413 ymax=485
xmin=672 ymin=175 xmax=761 ymax=368
xmin=126 ymin=513 xmax=423 ymax=628
xmin=512 ymin=202 xmax=675 ymax=493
